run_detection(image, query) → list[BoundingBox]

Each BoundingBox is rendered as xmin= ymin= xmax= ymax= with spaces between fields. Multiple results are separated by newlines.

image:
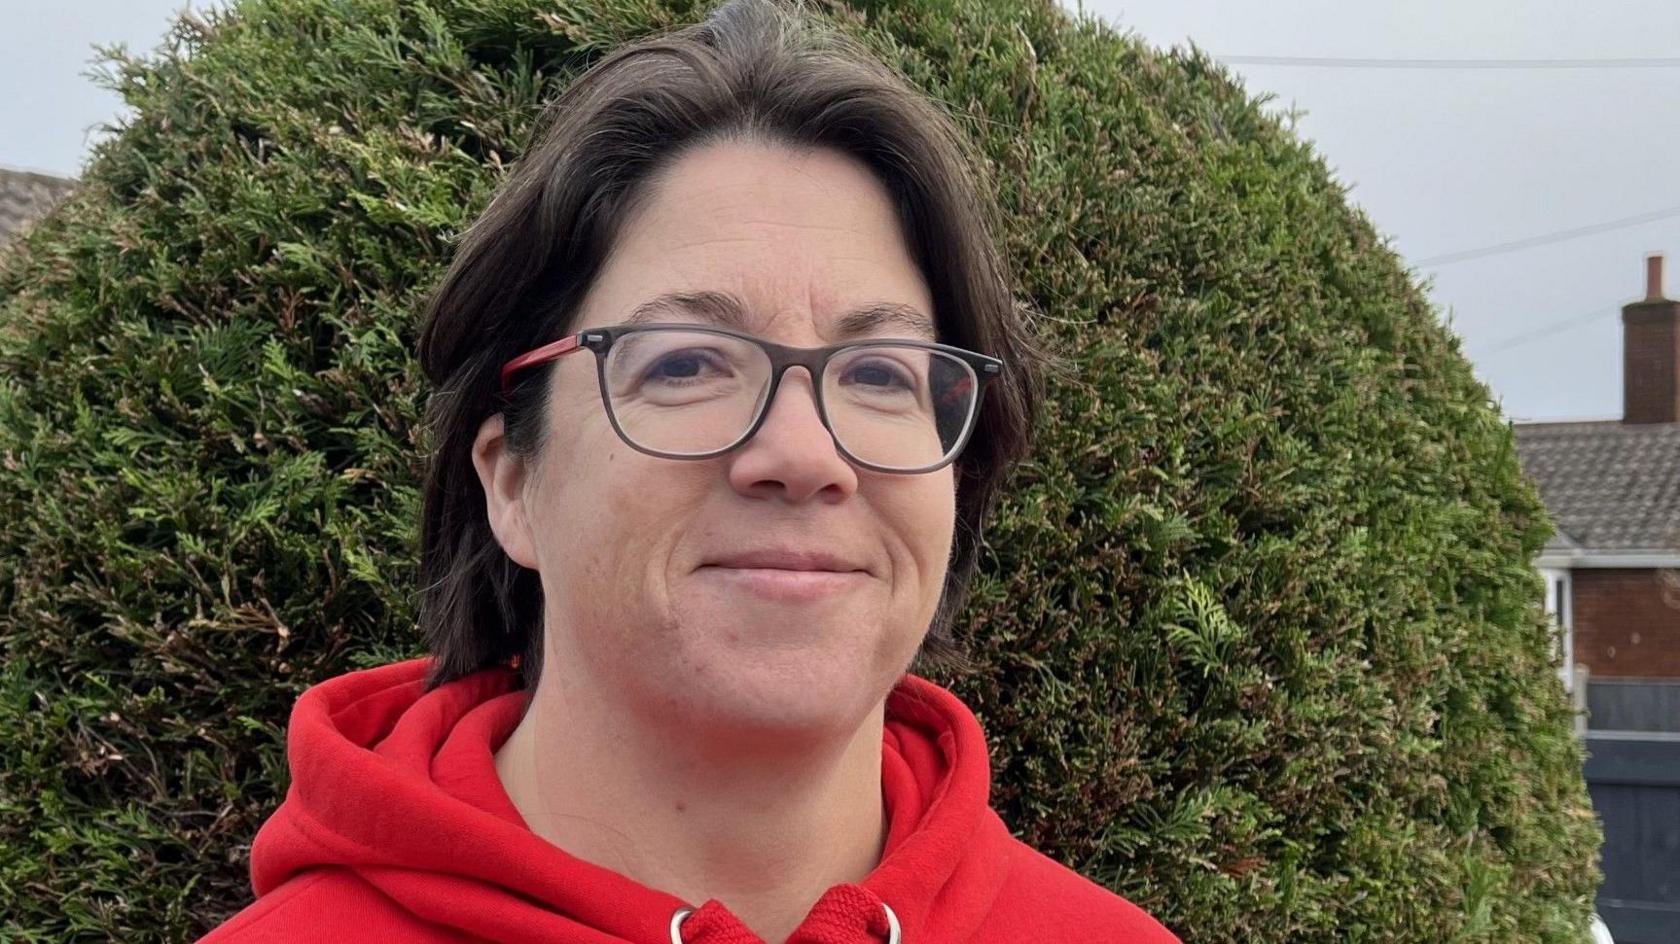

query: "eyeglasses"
xmin=499 ymin=322 xmax=1001 ymax=474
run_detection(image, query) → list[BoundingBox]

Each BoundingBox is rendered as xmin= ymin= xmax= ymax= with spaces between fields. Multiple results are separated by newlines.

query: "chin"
xmin=670 ymin=643 xmax=889 ymax=738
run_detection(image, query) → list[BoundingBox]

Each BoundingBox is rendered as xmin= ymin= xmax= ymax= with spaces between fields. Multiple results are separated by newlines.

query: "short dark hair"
xmin=414 ymin=0 xmax=1044 ymax=694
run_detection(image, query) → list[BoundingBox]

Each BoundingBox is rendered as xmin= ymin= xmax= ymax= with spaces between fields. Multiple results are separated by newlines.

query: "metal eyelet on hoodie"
xmin=882 ymin=901 xmax=901 ymax=942
xmin=669 ymin=907 xmax=694 ymax=943
xmin=668 ymin=902 xmax=902 ymax=943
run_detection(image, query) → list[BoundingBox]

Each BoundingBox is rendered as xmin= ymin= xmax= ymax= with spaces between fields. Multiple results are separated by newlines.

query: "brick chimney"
xmin=1623 ymin=253 xmax=1680 ymax=424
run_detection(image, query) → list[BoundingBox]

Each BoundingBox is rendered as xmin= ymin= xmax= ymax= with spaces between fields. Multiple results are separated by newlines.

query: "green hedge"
xmin=0 ymin=0 xmax=1600 ymax=940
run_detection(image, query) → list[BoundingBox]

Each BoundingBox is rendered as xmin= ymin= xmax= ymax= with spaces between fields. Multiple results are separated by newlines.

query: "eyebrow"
xmin=623 ymin=290 xmax=937 ymax=341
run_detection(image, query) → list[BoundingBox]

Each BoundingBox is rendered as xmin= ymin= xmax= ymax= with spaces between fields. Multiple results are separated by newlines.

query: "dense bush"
xmin=0 ymin=0 xmax=1600 ymax=940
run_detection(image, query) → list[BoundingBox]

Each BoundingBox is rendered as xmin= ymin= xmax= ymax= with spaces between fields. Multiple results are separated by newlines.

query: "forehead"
xmin=578 ymin=140 xmax=937 ymax=342
xmin=624 ymin=290 xmax=935 ymax=342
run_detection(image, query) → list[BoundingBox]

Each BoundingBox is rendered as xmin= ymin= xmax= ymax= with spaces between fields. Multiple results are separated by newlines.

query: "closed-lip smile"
xmin=699 ymin=548 xmax=871 ymax=603
xmin=704 ymin=549 xmax=867 ymax=573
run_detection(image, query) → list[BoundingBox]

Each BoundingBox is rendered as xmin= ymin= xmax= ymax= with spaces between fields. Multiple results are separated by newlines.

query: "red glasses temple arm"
xmin=500 ymin=334 xmax=583 ymax=395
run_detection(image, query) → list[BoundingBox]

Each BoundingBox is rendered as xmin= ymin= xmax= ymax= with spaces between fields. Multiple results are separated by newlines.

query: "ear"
xmin=471 ymin=412 xmax=540 ymax=570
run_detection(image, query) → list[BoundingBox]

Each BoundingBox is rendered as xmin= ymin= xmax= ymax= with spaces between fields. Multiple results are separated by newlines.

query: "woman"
xmin=201 ymin=1 xmax=1181 ymax=941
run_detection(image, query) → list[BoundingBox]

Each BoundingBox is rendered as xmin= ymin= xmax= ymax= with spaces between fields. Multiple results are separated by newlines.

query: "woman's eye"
xmin=847 ymin=360 xmax=912 ymax=389
xmin=655 ymin=354 xmax=702 ymax=378
xmin=647 ymin=350 xmax=727 ymax=382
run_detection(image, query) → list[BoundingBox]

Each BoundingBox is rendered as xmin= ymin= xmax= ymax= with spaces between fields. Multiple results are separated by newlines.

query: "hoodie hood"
xmin=242 ymin=657 xmax=1016 ymax=943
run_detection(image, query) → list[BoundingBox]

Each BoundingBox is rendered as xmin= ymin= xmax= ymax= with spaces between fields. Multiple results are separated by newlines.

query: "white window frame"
xmin=1538 ymin=566 xmax=1574 ymax=691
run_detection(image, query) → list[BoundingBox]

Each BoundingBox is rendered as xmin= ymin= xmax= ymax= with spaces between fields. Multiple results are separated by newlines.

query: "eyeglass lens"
xmin=602 ymin=329 xmax=978 ymax=470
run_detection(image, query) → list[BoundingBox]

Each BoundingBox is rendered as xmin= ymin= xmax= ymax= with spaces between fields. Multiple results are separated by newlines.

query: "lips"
xmin=698 ymin=549 xmax=869 ymax=604
xmin=702 ymin=548 xmax=867 ymax=574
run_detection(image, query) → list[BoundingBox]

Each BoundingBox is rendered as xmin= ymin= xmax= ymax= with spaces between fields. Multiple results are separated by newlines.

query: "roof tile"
xmin=1514 ymin=420 xmax=1680 ymax=552
xmin=0 ymin=167 xmax=77 ymax=247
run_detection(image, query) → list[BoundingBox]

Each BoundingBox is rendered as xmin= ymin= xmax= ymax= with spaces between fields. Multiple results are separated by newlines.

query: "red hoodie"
xmin=198 ymin=657 xmax=1182 ymax=944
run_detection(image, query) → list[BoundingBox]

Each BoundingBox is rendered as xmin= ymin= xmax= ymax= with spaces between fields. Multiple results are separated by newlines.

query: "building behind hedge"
xmin=1514 ymin=253 xmax=1680 ymax=944
xmin=0 ymin=166 xmax=76 ymax=249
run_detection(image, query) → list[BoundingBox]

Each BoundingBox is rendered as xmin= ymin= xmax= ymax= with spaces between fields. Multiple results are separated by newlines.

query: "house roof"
xmin=1514 ymin=420 xmax=1680 ymax=554
xmin=0 ymin=167 xmax=76 ymax=248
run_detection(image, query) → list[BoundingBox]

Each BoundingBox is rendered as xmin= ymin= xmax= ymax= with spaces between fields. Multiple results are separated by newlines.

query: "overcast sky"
xmin=4 ymin=0 xmax=1677 ymax=422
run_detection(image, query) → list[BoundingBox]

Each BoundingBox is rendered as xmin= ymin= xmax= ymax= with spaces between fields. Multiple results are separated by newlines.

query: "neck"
xmin=493 ymin=656 xmax=890 ymax=944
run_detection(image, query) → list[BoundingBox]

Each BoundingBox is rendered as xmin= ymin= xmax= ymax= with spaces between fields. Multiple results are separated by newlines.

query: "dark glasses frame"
xmin=499 ymin=322 xmax=1002 ymax=474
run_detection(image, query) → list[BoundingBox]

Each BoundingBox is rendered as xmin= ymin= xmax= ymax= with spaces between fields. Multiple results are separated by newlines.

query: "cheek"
xmin=532 ymin=454 xmax=696 ymax=662
xmin=554 ymin=452 xmax=670 ymax=569
xmin=524 ymin=420 xmax=642 ymax=584
xmin=891 ymin=472 xmax=957 ymax=577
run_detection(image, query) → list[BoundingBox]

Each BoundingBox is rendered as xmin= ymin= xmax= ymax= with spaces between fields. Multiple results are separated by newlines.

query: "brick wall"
xmin=1623 ymin=300 xmax=1680 ymax=424
xmin=1572 ymin=568 xmax=1680 ymax=678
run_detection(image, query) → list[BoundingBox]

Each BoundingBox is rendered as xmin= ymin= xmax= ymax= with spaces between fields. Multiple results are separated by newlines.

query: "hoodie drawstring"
xmin=672 ymin=884 xmax=901 ymax=944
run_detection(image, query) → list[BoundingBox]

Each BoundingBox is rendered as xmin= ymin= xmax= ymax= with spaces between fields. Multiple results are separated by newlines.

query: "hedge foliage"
xmin=0 ymin=0 xmax=1601 ymax=940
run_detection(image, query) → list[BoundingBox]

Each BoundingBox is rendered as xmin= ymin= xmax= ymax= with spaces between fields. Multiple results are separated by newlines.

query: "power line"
xmin=1471 ymin=308 xmax=1618 ymax=358
xmin=1414 ymin=205 xmax=1680 ymax=267
xmin=1216 ymin=54 xmax=1680 ymax=70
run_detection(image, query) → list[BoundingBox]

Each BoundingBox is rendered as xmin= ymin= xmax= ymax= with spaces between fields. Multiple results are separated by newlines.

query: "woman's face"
xmin=479 ymin=140 xmax=956 ymax=743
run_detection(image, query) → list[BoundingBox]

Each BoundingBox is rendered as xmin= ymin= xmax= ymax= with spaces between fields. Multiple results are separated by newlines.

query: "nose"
xmin=725 ymin=367 xmax=858 ymax=503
